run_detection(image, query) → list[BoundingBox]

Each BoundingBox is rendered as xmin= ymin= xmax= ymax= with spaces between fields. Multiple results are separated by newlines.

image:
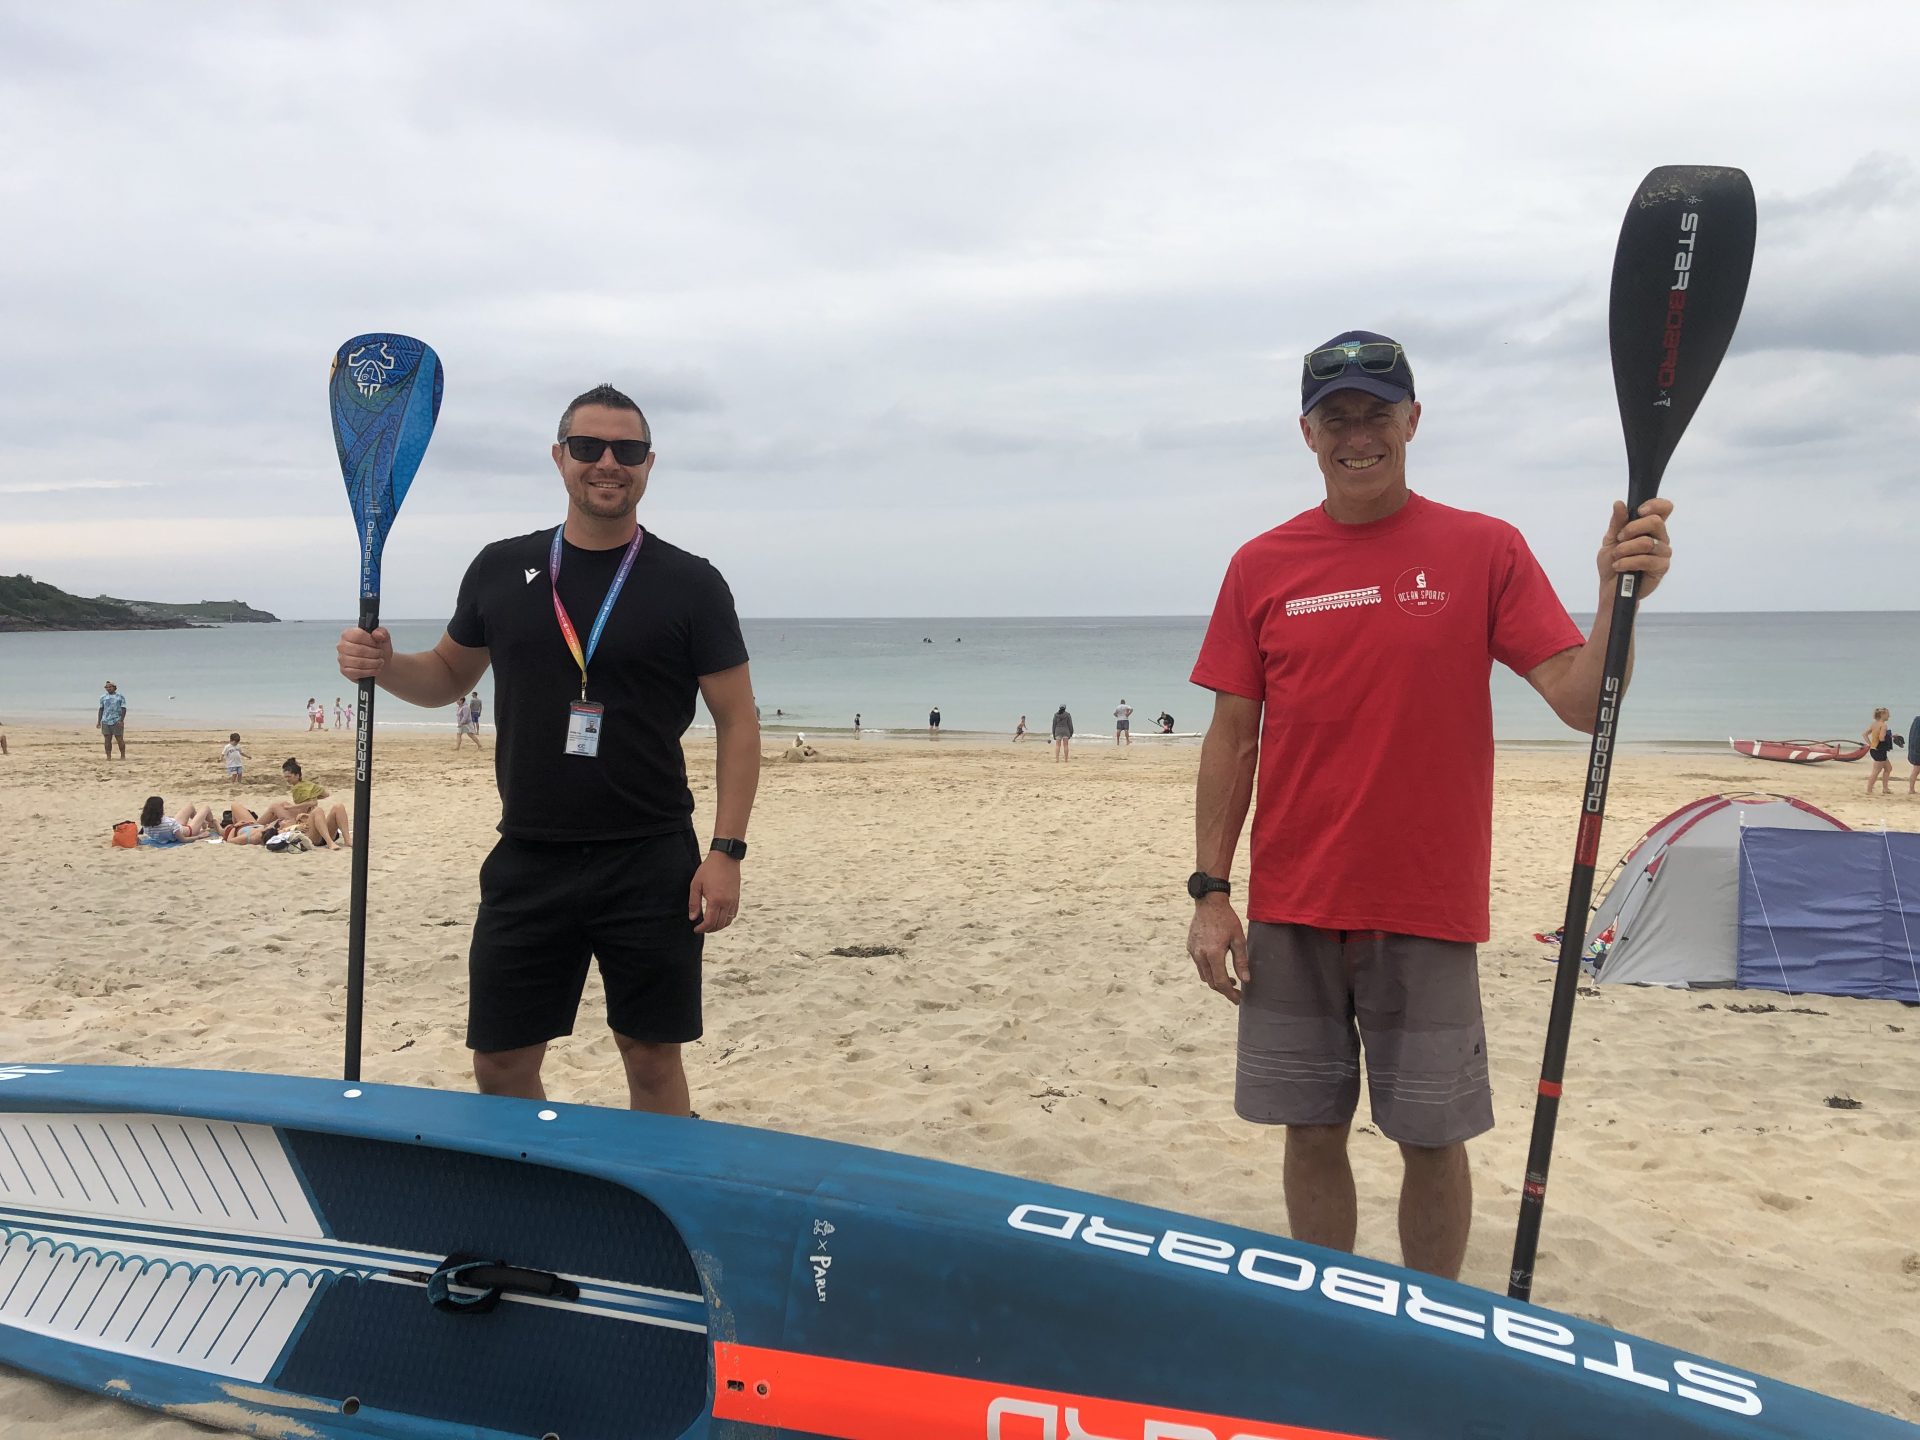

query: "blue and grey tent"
xmin=1585 ymin=793 xmax=1848 ymax=988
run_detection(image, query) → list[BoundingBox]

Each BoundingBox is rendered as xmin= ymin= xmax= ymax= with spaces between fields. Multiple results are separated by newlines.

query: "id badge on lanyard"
xmin=549 ymin=526 xmax=643 ymax=758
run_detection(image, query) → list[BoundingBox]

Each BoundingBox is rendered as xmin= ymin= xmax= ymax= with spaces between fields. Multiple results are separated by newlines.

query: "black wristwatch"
xmin=1187 ymin=870 xmax=1231 ymax=901
xmin=710 ymin=837 xmax=748 ymax=861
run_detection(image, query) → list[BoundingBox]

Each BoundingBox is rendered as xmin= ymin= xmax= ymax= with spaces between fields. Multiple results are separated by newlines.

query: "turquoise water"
xmin=0 ymin=613 xmax=1910 ymax=745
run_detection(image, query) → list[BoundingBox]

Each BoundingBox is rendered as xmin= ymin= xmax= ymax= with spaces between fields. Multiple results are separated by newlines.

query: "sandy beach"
xmin=1 ymin=724 xmax=1916 ymax=1432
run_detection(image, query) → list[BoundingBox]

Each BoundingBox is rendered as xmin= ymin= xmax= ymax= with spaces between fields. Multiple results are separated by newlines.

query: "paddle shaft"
xmin=1508 ymin=164 xmax=1755 ymax=1301
xmin=1508 ymin=570 xmax=1641 ymax=1301
xmin=346 ymin=592 xmax=378 ymax=1082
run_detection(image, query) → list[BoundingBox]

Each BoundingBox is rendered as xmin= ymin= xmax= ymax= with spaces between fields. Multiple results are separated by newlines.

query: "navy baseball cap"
xmin=1300 ymin=330 xmax=1416 ymax=415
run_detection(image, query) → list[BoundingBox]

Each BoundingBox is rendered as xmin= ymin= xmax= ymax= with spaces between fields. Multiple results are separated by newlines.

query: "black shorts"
xmin=467 ymin=831 xmax=704 ymax=1053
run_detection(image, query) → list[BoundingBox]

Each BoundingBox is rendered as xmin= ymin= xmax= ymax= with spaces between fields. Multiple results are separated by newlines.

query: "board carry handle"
xmin=426 ymin=1252 xmax=582 ymax=1312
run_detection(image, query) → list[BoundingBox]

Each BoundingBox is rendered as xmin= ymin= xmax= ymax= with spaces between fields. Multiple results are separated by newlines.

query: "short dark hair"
xmin=557 ymin=384 xmax=649 ymax=443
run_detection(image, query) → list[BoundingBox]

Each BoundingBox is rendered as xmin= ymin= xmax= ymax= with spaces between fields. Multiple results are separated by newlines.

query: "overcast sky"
xmin=2 ymin=3 xmax=1916 ymax=619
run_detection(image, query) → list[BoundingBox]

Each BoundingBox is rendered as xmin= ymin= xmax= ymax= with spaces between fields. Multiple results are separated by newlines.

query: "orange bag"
xmin=111 ymin=821 xmax=138 ymax=848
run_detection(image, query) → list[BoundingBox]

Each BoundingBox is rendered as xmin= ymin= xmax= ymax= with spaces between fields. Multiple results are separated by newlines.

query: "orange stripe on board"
xmin=710 ymin=1342 xmax=1380 ymax=1440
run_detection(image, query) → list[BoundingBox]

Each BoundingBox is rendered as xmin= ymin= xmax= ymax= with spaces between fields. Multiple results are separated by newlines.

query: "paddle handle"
xmin=345 ymin=595 xmax=378 ymax=1082
xmin=1508 ymin=570 xmax=1641 ymax=1300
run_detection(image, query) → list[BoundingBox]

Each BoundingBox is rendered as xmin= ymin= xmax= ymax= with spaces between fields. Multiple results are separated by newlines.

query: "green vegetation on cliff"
xmin=99 ymin=595 xmax=280 ymax=624
xmin=0 ymin=575 xmax=276 ymax=631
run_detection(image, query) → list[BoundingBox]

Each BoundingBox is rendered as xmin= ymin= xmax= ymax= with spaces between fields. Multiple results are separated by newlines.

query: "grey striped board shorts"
xmin=1235 ymin=923 xmax=1494 ymax=1148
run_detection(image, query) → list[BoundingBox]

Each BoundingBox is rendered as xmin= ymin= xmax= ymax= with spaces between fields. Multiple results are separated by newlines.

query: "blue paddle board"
xmin=1 ymin=1064 xmax=1913 ymax=1439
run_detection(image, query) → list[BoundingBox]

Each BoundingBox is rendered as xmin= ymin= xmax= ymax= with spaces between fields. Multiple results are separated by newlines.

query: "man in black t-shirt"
xmin=337 ymin=383 xmax=761 ymax=1115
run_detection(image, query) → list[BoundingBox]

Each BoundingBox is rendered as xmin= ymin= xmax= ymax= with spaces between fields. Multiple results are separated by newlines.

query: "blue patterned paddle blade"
xmin=329 ymin=334 xmax=444 ymax=598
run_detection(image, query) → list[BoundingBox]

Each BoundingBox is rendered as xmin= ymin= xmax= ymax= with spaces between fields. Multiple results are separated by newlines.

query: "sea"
xmin=0 ymin=613 xmax=1909 ymax=747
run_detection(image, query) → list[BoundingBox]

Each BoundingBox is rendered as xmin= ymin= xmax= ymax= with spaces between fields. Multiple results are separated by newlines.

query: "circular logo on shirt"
xmin=1394 ymin=565 xmax=1449 ymax=616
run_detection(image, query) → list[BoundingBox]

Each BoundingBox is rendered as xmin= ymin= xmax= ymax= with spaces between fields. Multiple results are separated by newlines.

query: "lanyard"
xmin=549 ymin=525 xmax=643 ymax=699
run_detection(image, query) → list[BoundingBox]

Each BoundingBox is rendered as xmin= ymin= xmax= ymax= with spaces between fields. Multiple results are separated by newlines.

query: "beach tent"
xmin=1736 ymin=828 xmax=1920 ymax=1002
xmin=1586 ymin=793 xmax=1848 ymax=988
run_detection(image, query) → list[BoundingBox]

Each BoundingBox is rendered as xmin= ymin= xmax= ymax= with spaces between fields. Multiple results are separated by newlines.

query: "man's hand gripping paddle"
xmin=330 ymin=334 xmax=443 ymax=1082
xmin=1508 ymin=167 xmax=1755 ymax=1302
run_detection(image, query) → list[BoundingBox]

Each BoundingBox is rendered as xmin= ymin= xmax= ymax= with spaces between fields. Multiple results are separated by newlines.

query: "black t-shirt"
xmin=447 ymin=527 xmax=748 ymax=840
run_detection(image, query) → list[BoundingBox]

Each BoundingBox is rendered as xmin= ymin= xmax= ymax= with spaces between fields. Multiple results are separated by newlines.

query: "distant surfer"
xmin=1185 ymin=330 xmax=1675 ymax=1279
xmin=336 ymin=382 xmax=761 ymax=1117
xmin=1864 ymin=706 xmax=1895 ymax=795
xmin=1155 ymin=711 xmax=1175 ymax=734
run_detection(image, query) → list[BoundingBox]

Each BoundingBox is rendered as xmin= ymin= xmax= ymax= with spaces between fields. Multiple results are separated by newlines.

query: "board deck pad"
xmin=1 ymin=1110 xmax=706 ymax=1438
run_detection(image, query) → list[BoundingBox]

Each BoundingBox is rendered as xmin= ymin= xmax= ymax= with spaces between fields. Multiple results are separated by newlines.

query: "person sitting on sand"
xmin=252 ymin=758 xmax=330 ymax=829
xmin=299 ymin=800 xmax=354 ymax=850
xmin=138 ymin=796 xmax=217 ymax=842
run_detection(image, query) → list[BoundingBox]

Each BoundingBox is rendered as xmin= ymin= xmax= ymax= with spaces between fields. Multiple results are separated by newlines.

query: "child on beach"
xmin=1865 ymin=707 xmax=1896 ymax=795
xmin=221 ymin=734 xmax=249 ymax=792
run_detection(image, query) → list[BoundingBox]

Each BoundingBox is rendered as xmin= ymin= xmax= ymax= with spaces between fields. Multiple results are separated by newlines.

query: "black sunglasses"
xmin=564 ymin=435 xmax=651 ymax=465
xmin=1304 ymin=341 xmax=1405 ymax=380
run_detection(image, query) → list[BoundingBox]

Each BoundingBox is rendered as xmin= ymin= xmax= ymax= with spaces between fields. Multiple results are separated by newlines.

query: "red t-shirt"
xmin=1191 ymin=492 xmax=1583 ymax=942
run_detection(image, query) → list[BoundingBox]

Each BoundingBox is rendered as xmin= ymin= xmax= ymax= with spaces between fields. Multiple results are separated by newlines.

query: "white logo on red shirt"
xmin=1394 ymin=565 xmax=1450 ymax=616
xmin=1285 ymin=585 xmax=1381 ymax=618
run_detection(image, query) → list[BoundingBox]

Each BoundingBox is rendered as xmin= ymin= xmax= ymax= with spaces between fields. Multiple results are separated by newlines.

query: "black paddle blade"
xmin=1610 ymin=166 xmax=1755 ymax=509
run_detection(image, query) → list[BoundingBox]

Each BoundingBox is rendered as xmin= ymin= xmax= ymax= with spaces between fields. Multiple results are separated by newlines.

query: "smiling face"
xmin=1300 ymin=391 xmax=1421 ymax=523
xmin=552 ymin=403 xmax=655 ymax=536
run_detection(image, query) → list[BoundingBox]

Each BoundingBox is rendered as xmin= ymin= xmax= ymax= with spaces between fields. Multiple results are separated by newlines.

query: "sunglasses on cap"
xmin=563 ymin=435 xmax=651 ymax=465
xmin=1303 ymin=341 xmax=1405 ymax=380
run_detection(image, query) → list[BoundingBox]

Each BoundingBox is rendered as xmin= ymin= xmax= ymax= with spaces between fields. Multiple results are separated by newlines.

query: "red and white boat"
xmin=1729 ymin=737 xmax=1869 ymax=764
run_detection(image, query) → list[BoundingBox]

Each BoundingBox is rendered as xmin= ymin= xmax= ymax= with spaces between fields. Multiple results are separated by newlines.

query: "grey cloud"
xmin=1 ymin=4 xmax=1916 ymax=619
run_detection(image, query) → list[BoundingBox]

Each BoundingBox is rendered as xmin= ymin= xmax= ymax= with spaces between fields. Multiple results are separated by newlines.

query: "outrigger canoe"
xmin=3 ymin=1063 xmax=1917 ymax=1439
xmin=1729 ymin=738 xmax=1868 ymax=764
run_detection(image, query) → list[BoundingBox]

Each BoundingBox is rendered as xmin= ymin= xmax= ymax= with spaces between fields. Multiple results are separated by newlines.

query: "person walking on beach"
xmin=1051 ymin=705 xmax=1073 ymax=761
xmin=97 ymin=681 xmax=127 ymax=759
xmin=221 ymin=734 xmax=250 ymax=792
xmin=1014 ymin=714 xmax=1027 ymax=742
xmin=333 ymin=696 xmax=345 ymax=729
xmin=1864 ymin=707 xmax=1896 ymax=795
xmin=1114 ymin=699 xmax=1133 ymax=747
xmin=853 ymin=712 xmax=862 ymax=736
xmin=336 ymin=382 xmax=760 ymax=1116
xmin=454 ymin=694 xmax=472 ymax=746
xmin=928 ymin=705 xmax=941 ymax=738
xmin=1186 ymin=330 xmax=1675 ymax=1281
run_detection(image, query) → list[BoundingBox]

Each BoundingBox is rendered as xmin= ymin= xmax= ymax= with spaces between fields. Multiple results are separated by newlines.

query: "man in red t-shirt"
xmin=1186 ymin=330 xmax=1675 ymax=1279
